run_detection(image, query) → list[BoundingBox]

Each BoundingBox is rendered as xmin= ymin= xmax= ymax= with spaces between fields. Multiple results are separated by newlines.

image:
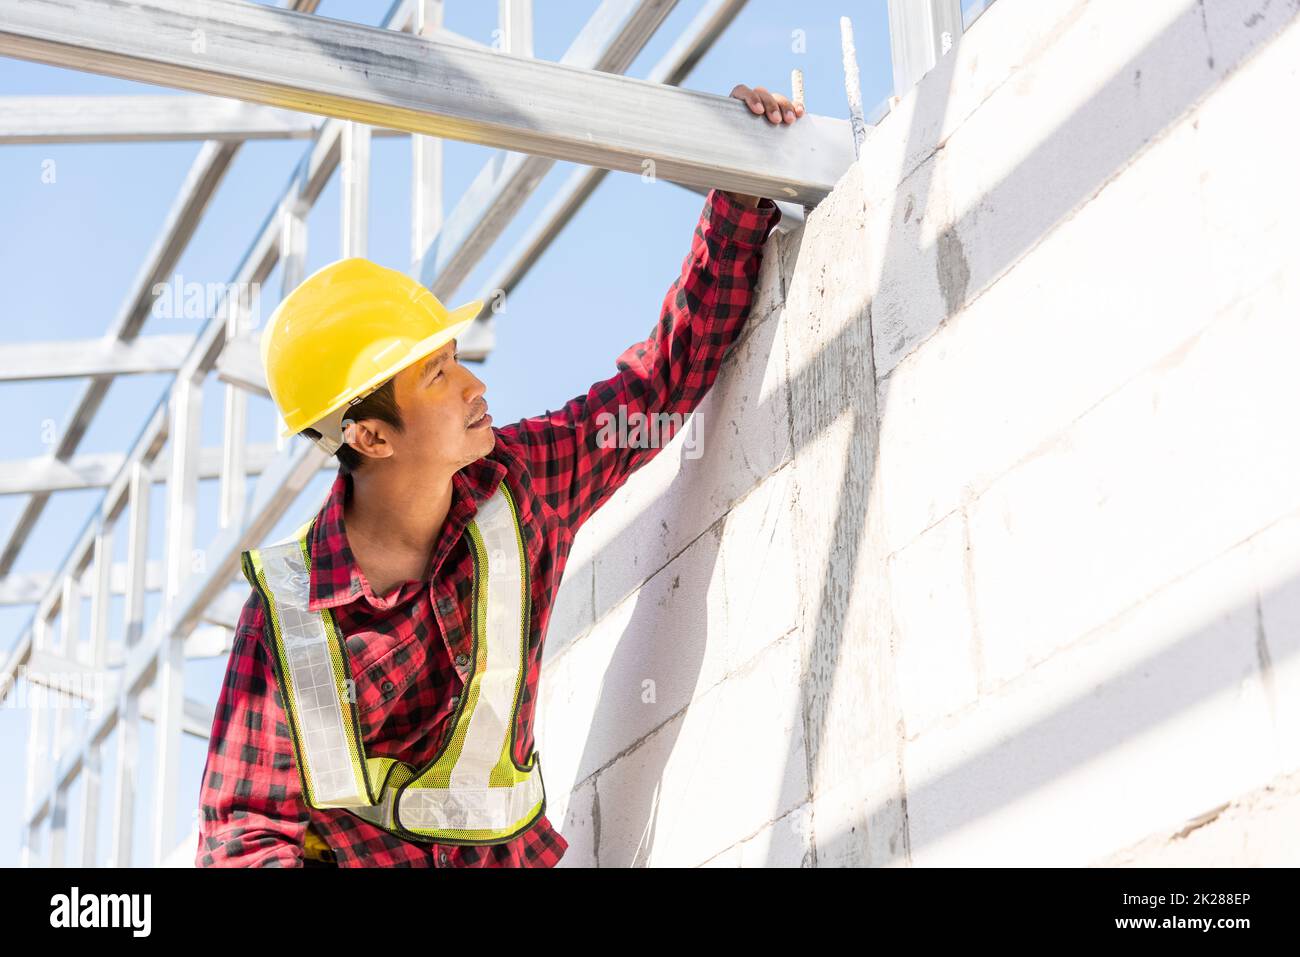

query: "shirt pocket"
xmin=347 ymin=632 xmax=428 ymax=724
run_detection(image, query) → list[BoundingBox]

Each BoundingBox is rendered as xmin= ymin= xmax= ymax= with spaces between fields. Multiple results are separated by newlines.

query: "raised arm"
xmin=497 ymin=187 xmax=781 ymax=537
xmin=195 ymin=594 xmax=309 ymax=867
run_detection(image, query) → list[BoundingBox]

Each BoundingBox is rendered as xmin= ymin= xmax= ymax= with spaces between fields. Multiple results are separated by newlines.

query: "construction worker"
xmin=196 ymin=84 xmax=804 ymax=867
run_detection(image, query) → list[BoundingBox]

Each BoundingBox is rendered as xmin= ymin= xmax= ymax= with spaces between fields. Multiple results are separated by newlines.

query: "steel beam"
xmin=0 ymin=95 xmax=328 ymax=145
xmin=78 ymin=526 xmax=113 ymax=866
xmin=18 ymin=616 xmax=52 ymax=867
xmin=0 ymin=334 xmax=194 ymax=382
xmin=0 ymin=572 xmax=85 ymax=607
xmin=18 ymin=621 xmax=232 ymax=669
xmin=212 ymin=330 xmax=271 ymax=397
xmin=0 ymin=443 xmax=299 ymax=497
xmin=498 ymin=0 xmax=534 ymax=58
xmin=138 ymin=688 xmax=214 ymax=741
xmin=886 ymin=0 xmax=964 ymax=96
xmin=195 ymin=587 xmax=247 ymax=632
xmin=0 ymin=0 xmax=854 ymax=204
xmin=110 ymin=462 xmax=149 ymax=866
xmin=411 ymin=0 xmax=444 ymax=271
xmin=152 ymin=371 xmax=202 ymax=864
xmin=48 ymin=574 xmax=79 ymax=867
xmin=219 ymin=304 xmax=250 ymax=531
xmin=341 ymin=121 xmax=371 ymax=259
xmin=19 ymin=656 xmax=216 ymax=741
xmin=0 ymin=21 xmax=489 ymax=146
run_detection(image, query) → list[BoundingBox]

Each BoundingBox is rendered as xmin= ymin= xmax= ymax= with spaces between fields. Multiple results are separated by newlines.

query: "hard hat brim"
xmin=277 ymin=299 xmax=484 ymax=442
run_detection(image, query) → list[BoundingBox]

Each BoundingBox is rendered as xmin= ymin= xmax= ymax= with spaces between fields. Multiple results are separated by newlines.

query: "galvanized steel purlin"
xmin=0 ymin=0 xmax=854 ymax=204
xmin=886 ymin=0 xmax=965 ymax=98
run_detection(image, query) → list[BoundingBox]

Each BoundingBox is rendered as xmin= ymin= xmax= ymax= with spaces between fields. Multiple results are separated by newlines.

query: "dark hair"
xmin=301 ymin=376 xmax=403 ymax=475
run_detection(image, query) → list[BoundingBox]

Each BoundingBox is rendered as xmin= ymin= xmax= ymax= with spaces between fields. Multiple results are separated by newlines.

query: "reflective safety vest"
xmin=239 ymin=482 xmax=547 ymax=846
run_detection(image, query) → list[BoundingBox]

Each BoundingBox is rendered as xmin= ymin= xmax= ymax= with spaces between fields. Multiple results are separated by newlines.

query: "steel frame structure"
xmin=0 ymin=0 xmax=993 ymax=867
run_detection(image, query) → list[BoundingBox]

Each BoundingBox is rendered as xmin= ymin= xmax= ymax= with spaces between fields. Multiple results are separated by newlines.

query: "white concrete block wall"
xmin=536 ymin=0 xmax=1300 ymax=866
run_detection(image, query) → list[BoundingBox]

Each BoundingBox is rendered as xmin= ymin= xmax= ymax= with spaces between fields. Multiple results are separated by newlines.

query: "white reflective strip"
xmin=259 ymin=541 xmax=362 ymax=806
xmin=351 ymin=787 xmax=395 ymax=829
xmin=399 ymin=772 xmax=543 ymax=831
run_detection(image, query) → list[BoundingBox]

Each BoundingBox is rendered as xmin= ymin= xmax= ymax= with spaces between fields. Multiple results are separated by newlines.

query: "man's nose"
xmin=461 ymin=367 xmax=486 ymax=400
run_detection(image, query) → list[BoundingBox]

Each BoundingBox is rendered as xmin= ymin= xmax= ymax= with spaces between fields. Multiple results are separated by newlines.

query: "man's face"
xmin=353 ymin=337 xmax=494 ymax=473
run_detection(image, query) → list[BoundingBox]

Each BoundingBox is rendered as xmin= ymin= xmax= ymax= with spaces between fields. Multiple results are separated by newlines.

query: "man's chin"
xmin=466 ymin=424 xmax=495 ymax=459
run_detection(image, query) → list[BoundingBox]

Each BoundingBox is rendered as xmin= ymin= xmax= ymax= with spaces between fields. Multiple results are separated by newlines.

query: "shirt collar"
xmin=306 ymin=449 xmax=509 ymax=612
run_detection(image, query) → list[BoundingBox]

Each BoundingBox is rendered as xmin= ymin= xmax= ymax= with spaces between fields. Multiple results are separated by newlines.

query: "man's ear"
xmin=342 ymin=417 xmax=394 ymax=462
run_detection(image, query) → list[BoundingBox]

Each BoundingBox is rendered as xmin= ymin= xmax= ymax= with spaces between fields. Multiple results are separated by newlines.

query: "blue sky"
xmin=0 ymin=0 xmax=970 ymax=866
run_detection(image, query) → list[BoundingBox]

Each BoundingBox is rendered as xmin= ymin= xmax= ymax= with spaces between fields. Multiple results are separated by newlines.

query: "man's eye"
xmin=433 ymin=352 xmax=460 ymax=381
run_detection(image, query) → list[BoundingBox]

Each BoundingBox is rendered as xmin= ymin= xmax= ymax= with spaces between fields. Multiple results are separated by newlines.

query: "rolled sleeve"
xmin=497 ymin=188 xmax=781 ymax=536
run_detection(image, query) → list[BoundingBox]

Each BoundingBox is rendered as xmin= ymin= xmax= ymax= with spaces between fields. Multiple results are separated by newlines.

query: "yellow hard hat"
xmin=260 ymin=258 xmax=483 ymax=455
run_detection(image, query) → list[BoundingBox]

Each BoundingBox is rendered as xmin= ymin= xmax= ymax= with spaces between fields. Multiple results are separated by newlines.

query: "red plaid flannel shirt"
xmin=196 ymin=188 xmax=782 ymax=867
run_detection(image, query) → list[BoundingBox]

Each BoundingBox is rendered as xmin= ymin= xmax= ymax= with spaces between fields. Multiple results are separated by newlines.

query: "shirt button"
xmin=437 ymin=597 xmax=454 ymax=615
xmin=454 ymin=653 xmax=469 ymax=668
xmin=439 ymin=851 xmax=449 ymax=866
xmin=449 ymin=696 xmax=459 ymax=709
xmin=381 ymin=679 xmax=395 ymax=694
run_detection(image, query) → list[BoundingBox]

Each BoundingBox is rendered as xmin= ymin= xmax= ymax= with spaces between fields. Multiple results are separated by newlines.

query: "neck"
xmin=345 ymin=459 xmax=456 ymax=558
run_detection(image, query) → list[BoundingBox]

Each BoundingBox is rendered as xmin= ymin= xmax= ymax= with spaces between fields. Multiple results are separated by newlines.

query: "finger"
xmin=730 ymin=83 xmax=764 ymax=114
xmin=771 ymin=92 xmax=798 ymax=124
xmin=752 ymin=86 xmax=783 ymax=124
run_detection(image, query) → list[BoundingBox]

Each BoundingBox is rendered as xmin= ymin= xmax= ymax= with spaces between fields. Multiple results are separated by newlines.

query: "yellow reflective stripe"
xmin=402 ymin=501 xmax=492 ymax=793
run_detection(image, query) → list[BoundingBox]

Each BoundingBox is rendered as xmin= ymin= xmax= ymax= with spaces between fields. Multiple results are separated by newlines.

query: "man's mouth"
xmin=468 ymin=406 xmax=491 ymax=429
